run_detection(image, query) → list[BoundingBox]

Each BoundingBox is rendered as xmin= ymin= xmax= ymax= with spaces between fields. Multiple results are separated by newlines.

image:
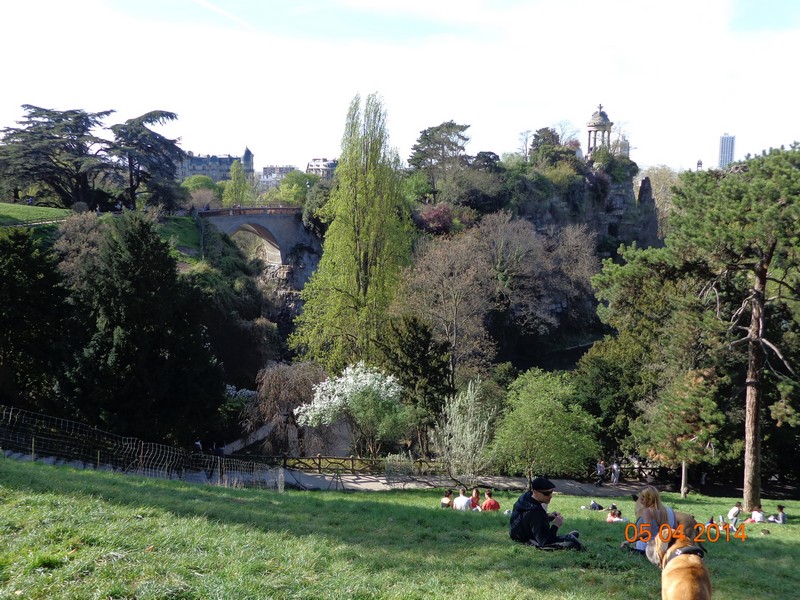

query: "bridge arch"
xmin=229 ymin=222 xmax=281 ymax=263
xmin=201 ymin=207 xmax=314 ymax=266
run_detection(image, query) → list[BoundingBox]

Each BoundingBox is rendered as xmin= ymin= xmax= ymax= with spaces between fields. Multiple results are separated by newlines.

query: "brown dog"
xmin=656 ymin=535 xmax=712 ymax=600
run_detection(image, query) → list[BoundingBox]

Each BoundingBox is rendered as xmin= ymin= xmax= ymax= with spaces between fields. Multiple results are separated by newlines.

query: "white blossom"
xmin=294 ymin=362 xmax=403 ymax=427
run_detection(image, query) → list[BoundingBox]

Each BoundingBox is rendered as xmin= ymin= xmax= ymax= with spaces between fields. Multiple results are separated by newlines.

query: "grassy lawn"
xmin=0 ymin=203 xmax=71 ymax=226
xmin=1 ymin=459 xmax=798 ymax=599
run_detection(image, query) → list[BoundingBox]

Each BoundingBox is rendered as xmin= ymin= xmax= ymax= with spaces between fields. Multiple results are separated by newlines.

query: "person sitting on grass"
xmin=509 ymin=477 xmax=583 ymax=551
xmin=453 ymin=487 xmax=472 ymax=511
xmin=440 ymin=489 xmax=453 ymax=509
xmin=744 ymin=505 xmax=766 ymax=523
xmin=727 ymin=501 xmax=743 ymax=527
xmin=768 ymin=505 xmax=787 ymax=524
xmin=470 ymin=487 xmax=482 ymax=511
xmin=481 ymin=489 xmax=500 ymax=512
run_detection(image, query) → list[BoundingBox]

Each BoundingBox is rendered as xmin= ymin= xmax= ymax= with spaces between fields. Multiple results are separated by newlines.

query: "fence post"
xmin=316 ymin=453 xmax=322 ymax=474
xmin=96 ymin=450 xmax=100 ymax=470
xmin=31 ymin=436 xmax=35 ymax=461
xmin=350 ymin=455 xmax=355 ymax=474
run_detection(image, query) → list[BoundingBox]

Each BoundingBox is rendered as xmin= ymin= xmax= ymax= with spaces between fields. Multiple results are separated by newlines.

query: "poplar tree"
xmin=222 ymin=160 xmax=250 ymax=207
xmin=290 ymin=93 xmax=412 ymax=372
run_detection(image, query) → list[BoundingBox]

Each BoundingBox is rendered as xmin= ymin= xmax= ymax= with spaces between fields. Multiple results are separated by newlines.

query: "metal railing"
xmin=0 ymin=405 xmax=283 ymax=491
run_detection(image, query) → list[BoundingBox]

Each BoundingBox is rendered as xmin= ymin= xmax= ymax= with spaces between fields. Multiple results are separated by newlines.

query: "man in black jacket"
xmin=509 ymin=477 xmax=583 ymax=550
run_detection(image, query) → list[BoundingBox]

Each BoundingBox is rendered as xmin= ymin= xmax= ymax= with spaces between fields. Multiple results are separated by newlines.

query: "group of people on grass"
xmin=442 ymin=476 xmax=791 ymax=554
xmin=440 ymin=487 xmax=501 ymax=512
xmin=723 ymin=501 xmax=786 ymax=526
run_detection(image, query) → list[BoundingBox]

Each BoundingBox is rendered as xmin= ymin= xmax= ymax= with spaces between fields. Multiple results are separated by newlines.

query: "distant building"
xmin=177 ymin=147 xmax=254 ymax=182
xmin=306 ymin=158 xmax=338 ymax=181
xmin=719 ymin=134 xmax=735 ymax=169
xmin=260 ymin=165 xmax=297 ymax=190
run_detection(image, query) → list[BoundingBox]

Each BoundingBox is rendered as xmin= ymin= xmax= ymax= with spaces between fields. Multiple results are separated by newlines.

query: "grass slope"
xmin=0 ymin=203 xmax=70 ymax=226
xmin=1 ymin=460 xmax=798 ymax=599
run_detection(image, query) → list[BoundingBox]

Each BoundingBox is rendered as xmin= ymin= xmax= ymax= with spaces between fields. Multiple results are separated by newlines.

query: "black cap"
xmin=530 ymin=477 xmax=556 ymax=491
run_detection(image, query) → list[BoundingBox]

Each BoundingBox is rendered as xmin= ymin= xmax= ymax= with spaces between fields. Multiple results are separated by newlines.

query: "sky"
xmin=1 ymin=0 xmax=798 ymax=175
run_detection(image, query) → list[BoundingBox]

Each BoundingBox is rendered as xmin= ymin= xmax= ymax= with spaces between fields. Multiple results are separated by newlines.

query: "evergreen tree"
xmin=0 ymin=105 xmax=113 ymax=207
xmin=0 ymin=228 xmax=66 ymax=410
xmin=668 ymin=146 xmax=800 ymax=509
xmin=376 ymin=316 xmax=453 ymax=456
xmin=109 ymin=110 xmax=185 ymax=209
xmin=66 ymin=210 xmax=224 ymax=443
xmin=290 ymin=93 xmax=413 ymax=372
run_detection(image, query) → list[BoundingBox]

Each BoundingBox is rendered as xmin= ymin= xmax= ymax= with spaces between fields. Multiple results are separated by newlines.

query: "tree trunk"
xmin=743 ymin=262 xmax=767 ymax=511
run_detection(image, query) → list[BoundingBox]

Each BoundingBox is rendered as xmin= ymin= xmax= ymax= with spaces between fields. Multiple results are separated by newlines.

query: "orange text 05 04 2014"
xmin=624 ymin=522 xmax=747 ymax=544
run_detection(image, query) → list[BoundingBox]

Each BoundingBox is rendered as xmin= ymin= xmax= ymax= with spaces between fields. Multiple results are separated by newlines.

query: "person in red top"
xmin=470 ymin=487 xmax=481 ymax=510
xmin=481 ymin=489 xmax=501 ymax=511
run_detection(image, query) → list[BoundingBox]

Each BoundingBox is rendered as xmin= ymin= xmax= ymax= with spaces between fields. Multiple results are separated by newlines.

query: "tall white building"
xmin=719 ymin=134 xmax=735 ymax=168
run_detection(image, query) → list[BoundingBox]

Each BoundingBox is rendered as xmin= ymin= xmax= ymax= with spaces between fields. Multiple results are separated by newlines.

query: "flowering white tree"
xmin=294 ymin=363 xmax=410 ymax=457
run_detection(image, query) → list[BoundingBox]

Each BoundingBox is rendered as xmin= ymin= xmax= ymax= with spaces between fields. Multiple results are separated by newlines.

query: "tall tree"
xmin=290 ymin=93 xmax=413 ymax=372
xmin=0 ymin=105 xmax=113 ymax=207
xmin=669 ymin=146 xmax=800 ymax=509
xmin=64 ymin=210 xmax=224 ymax=443
xmin=408 ymin=120 xmax=470 ymax=202
xmin=395 ymin=234 xmax=495 ymax=385
xmin=376 ymin=316 xmax=454 ymax=456
xmin=109 ymin=110 xmax=185 ymax=209
xmin=222 ymin=160 xmax=250 ymax=208
xmin=631 ymin=368 xmax=724 ymax=498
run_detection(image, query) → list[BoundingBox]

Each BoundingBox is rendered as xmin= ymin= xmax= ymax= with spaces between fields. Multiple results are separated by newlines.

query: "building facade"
xmin=177 ymin=147 xmax=254 ymax=182
xmin=306 ymin=158 xmax=338 ymax=181
xmin=260 ymin=165 xmax=297 ymax=190
xmin=719 ymin=134 xmax=735 ymax=168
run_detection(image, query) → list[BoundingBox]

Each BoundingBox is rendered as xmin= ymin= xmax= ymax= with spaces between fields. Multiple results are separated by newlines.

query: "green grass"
xmin=0 ymin=203 xmax=70 ymax=226
xmin=1 ymin=459 xmax=798 ymax=599
xmin=158 ymin=216 xmax=203 ymax=265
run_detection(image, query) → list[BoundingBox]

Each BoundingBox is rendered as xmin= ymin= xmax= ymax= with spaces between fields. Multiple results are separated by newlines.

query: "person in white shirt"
xmin=727 ymin=502 xmax=742 ymax=527
xmin=744 ymin=505 xmax=766 ymax=523
xmin=452 ymin=487 xmax=472 ymax=511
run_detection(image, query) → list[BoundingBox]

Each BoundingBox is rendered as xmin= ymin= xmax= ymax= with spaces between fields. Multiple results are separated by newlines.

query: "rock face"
xmin=520 ymin=173 xmax=661 ymax=256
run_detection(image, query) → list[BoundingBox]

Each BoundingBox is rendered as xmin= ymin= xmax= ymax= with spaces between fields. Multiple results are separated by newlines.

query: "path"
xmin=282 ymin=470 xmax=642 ymax=497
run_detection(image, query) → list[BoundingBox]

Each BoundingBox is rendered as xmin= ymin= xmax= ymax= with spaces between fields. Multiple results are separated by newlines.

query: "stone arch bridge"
xmin=201 ymin=206 xmax=318 ymax=265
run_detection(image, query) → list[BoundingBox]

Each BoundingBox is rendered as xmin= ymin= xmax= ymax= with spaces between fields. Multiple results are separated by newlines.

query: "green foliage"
xmin=109 ymin=111 xmax=185 ymax=209
xmin=0 ymin=105 xmax=113 ymax=208
xmin=591 ymin=147 xmax=639 ymax=183
xmin=376 ymin=316 xmax=454 ymax=455
xmin=0 ymin=228 xmax=66 ymax=409
xmin=222 ymin=160 xmax=250 ymax=207
xmin=408 ymin=120 xmax=471 ymax=202
xmin=61 ymin=210 xmax=225 ymax=443
xmin=631 ymin=369 xmax=724 ymax=469
xmin=274 ymin=170 xmax=319 ymax=206
xmin=290 ymin=94 xmax=413 ymax=372
xmin=491 ymin=369 xmax=599 ymax=478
